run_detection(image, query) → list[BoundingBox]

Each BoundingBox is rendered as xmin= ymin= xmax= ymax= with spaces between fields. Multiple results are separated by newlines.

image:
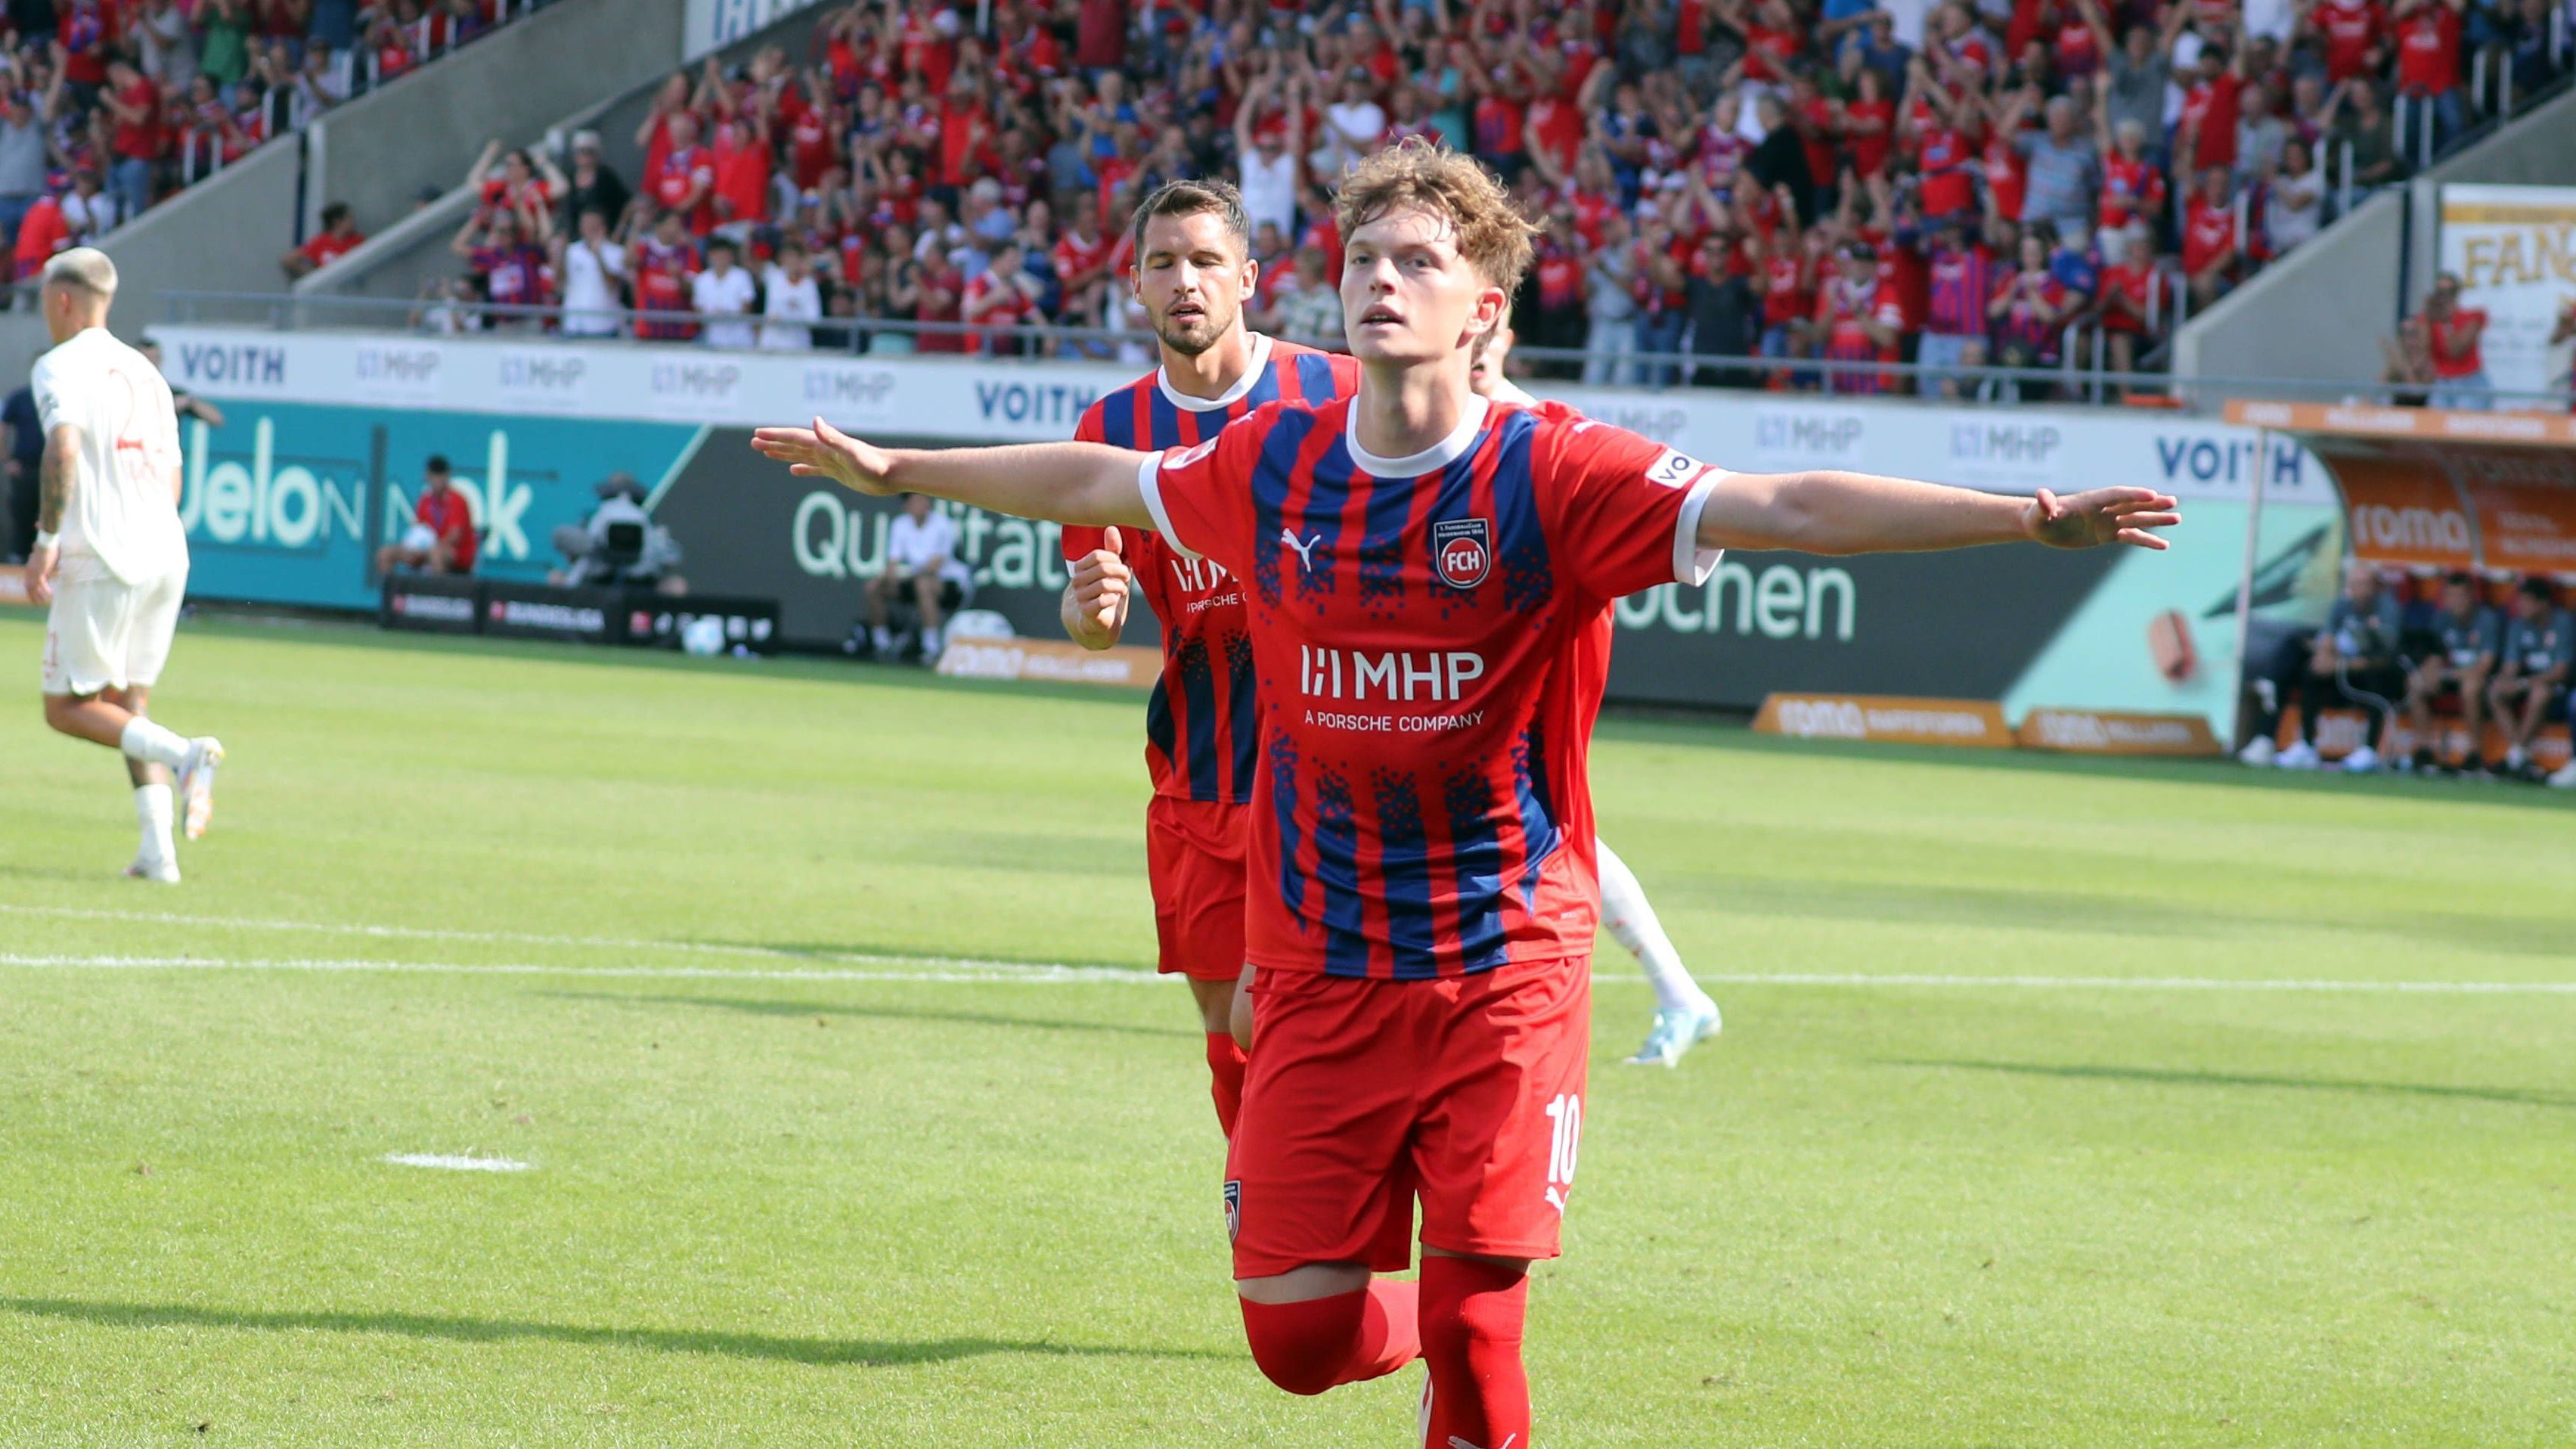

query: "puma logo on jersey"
xmin=1280 ymin=528 xmax=1323 ymax=572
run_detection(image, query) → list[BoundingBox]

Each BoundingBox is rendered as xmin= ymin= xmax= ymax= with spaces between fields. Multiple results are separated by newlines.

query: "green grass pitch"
xmin=0 ymin=610 xmax=2570 ymax=1446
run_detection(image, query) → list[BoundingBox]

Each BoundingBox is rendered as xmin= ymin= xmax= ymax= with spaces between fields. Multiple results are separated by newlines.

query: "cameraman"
xmin=548 ymin=473 xmax=687 ymax=594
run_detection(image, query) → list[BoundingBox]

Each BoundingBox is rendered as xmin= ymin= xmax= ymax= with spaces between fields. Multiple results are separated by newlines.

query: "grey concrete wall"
xmin=104 ymin=139 xmax=305 ymax=337
xmin=2171 ymin=188 xmax=2407 ymax=392
xmin=2175 ymin=84 xmax=2576 ymax=394
xmin=304 ymin=2 xmax=837 ymax=315
xmin=308 ymin=0 xmax=686 ymax=242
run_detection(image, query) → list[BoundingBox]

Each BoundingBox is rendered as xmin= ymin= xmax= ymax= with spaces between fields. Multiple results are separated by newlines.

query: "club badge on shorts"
xmin=1432 ymin=517 xmax=1492 ymax=589
xmin=1223 ymin=1180 xmax=1242 ymax=1243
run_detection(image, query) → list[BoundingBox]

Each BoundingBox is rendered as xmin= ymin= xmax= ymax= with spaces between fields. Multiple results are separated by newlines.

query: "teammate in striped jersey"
xmin=1058 ymin=179 xmax=1359 ymax=1135
xmin=1469 ymin=324 xmax=1725 ymax=1069
xmin=755 ymin=139 xmax=2178 ymax=1449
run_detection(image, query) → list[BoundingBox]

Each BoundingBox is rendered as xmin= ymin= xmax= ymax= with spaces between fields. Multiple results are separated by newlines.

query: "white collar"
xmin=1156 ymin=331 xmax=1273 ymax=413
xmin=1345 ymin=396 xmax=1490 ymax=477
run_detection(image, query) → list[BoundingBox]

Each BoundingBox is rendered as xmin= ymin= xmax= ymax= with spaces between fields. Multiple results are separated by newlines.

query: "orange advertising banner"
xmin=2226 ymin=399 xmax=2576 ymax=446
xmin=2016 ymin=709 xmax=2223 ymax=756
xmin=2328 ymin=455 xmax=2478 ymax=569
xmin=2459 ymin=478 xmax=2576 ymax=575
xmin=1753 ymin=693 xmax=2013 ymax=747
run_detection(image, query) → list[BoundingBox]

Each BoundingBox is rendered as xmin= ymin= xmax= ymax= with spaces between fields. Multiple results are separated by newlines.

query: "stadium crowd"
xmin=397 ymin=0 xmax=2564 ymax=395
xmin=0 ymin=0 xmax=551 ymax=283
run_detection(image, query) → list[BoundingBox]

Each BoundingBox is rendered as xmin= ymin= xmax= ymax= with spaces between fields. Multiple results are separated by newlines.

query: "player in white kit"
xmin=22 ymin=249 xmax=224 ymax=883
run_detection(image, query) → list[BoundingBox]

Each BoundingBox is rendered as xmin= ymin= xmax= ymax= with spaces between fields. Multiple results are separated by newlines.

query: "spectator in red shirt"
xmin=2176 ymin=30 xmax=2246 ymax=175
xmin=1987 ymin=228 xmax=2074 ymax=373
xmin=1919 ymin=215 xmax=1998 ymax=396
xmin=101 ymin=58 xmax=163 ymax=223
xmin=649 ymin=110 xmax=717 ymax=236
xmin=1815 ymin=240 xmax=1906 ymax=393
xmin=2410 ymin=270 xmax=2491 ymax=408
xmin=961 ymin=240 xmax=1042 ymax=355
xmin=375 ymin=455 xmax=478 ymax=576
xmin=708 ymin=114 xmax=772 ymax=240
xmin=11 ymin=191 xmax=70 ymax=281
xmin=2094 ymin=219 xmax=2168 ymax=386
xmin=2181 ymin=166 xmax=2242 ymax=308
xmin=2390 ymin=0 xmax=2466 ymax=140
xmin=281 ymin=200 xmax=364 ymax=279
xmin=2305 ymin=0 xmax=2389 ymax=82
xmin=628 ymin=208 xmax=700 ymax=342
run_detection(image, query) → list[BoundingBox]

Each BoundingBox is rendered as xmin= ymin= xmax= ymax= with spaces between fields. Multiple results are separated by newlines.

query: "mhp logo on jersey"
xmin=1433 ymin=517 xmax=1492 ymax=589
xmin=1223 ymin=1180 xmax=1242 ymax=1243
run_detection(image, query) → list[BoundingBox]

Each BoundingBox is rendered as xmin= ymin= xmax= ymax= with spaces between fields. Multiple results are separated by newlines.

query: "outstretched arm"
xmin=1697 ymin=471 xmax=2180 ymax=555
xmin=750 ymin=418 xmax=1157 ymax=532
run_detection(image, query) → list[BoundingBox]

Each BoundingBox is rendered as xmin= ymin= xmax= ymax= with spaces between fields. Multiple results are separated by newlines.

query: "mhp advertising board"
xmin=175 ymin=402 xmax=705 ymax=610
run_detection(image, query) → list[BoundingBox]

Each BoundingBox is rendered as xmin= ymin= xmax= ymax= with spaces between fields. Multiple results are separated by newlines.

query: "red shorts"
xmin=1145 ymin=796 xmax=1248 ymax=983
xmin=1225 ymin=957 xmax=1592 ymax=1279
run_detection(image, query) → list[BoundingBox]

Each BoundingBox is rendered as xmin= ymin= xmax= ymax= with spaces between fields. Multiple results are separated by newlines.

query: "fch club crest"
xmin=1432 ymin=517 xmax=1492 ymax=589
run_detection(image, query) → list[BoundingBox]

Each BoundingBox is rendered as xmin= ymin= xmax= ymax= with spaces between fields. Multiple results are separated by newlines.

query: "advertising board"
xmin=160 ymin=327 xmax=2346 ymax=736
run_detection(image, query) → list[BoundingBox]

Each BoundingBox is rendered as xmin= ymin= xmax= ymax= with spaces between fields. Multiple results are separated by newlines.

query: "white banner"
xmin=2438 ymin=183 xmax=2576 ymax=404
xmin=683 ymin=0 xmax=832 ymax=60
xmin=148 ymin=325 xmax=2330 ymax=507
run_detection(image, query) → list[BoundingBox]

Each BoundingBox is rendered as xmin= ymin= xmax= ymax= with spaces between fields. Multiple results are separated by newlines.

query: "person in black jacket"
xmin=1685 ymin=232 xmax=1759 ymax=389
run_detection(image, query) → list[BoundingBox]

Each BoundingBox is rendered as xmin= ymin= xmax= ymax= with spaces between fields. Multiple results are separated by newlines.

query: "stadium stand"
xmin=271 ymin=0 xmax=2572 ymax=402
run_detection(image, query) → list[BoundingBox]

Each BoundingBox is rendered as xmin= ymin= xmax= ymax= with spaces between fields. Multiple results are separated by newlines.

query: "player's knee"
xmin=1238 ymin=1296 xmax=1359 ymax=1396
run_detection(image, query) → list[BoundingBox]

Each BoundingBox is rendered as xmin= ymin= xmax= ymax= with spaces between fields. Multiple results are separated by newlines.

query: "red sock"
xmin=1419 ymin=1256 xmax=1530 ymax=1449
xmin=1204 ymin=1032 xmax=1248 ymax=1137
xmin=1238 ymin=1280 xmax=1421 ymax=1396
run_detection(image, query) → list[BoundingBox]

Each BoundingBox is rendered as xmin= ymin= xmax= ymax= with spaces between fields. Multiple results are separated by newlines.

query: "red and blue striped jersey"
xmin=1139 ymin=393 xmax=1726 ymax=979
xmin=1064 ymin=334 xmax=1359 ymax=805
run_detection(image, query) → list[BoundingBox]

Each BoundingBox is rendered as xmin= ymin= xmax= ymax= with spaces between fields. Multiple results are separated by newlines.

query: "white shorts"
xmin=42 ymin=560 xmax=186 ymax=697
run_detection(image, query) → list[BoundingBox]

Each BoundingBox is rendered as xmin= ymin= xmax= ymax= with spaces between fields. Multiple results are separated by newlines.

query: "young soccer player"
xmin=1470 ymin=322 xmax=1725 ymax=1068
xmin=23 ymin=248 xmax=224 ymax=882
xmin=756 ymin=140 xmax=2177 ymax=1447
xmin=1057 ymin=179 xmax=1359 ymax=1136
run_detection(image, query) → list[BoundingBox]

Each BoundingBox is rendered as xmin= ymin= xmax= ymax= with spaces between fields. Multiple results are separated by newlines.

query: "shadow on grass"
xmin=1889 ymin=1059 xmax=2575 ymax=1109
xmin=539 ymin=991 xmax=1192 ymax=1040
xmin=0 ymin=1296 xmax=1229 ymax=1367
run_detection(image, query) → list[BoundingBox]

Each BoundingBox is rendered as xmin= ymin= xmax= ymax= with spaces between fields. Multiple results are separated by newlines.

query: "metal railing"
xmin=153 ymin=289 xmax=2576 ymax=414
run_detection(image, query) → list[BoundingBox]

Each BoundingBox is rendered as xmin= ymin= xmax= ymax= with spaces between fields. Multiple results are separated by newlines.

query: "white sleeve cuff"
xmin=1135 ymin=454 xmax=1201 ymax=560
xmin=1672 ymin=472 xmax=1725 ymax=586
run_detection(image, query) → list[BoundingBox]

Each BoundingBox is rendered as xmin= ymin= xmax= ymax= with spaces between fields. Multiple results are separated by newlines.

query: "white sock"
xmin=119 ymin=717 xmax=191 ymax=770
xmin=135 ymin=783 xmax=175 ymax=863
xmin=1596 ymin=837 xmax=1704 ymax=1013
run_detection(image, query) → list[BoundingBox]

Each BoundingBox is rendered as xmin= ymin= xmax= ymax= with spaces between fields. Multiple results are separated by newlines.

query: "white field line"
xmin=0 ymin=951 xmax=2570 ymax=994
xmin=383 ymin=1153 xmax=531 ymax=1172
xmin=0 ymin=901 xmax=1059 ymax=972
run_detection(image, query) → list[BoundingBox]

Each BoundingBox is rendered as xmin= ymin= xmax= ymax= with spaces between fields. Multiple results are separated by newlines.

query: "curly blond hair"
xmin=1333 ymin=138 xmax=1536 ymax=297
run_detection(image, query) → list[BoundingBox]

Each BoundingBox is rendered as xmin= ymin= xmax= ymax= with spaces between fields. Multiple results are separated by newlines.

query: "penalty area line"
xmin=0 ymin=953 xmax=2568 ymax=994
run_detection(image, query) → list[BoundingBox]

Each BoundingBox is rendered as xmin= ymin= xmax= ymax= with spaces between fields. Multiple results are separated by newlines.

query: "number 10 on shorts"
xmin=1542 ymin=1093 xmax=1582 ymax=1215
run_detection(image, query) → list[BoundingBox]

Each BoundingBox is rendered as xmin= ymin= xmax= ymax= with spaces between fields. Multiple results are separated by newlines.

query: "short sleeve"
xmin=28 ymin=356 xmax=61 ymax=433
xmin=1535 ymin=416 xmax=1727 ymax=604
xmin=1136 ymin=407 xmax=1269 ymax=579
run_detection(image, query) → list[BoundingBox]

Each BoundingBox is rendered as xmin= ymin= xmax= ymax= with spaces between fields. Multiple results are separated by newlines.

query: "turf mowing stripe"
xmin=0 ymin=951 xmax=2571 ymax=994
